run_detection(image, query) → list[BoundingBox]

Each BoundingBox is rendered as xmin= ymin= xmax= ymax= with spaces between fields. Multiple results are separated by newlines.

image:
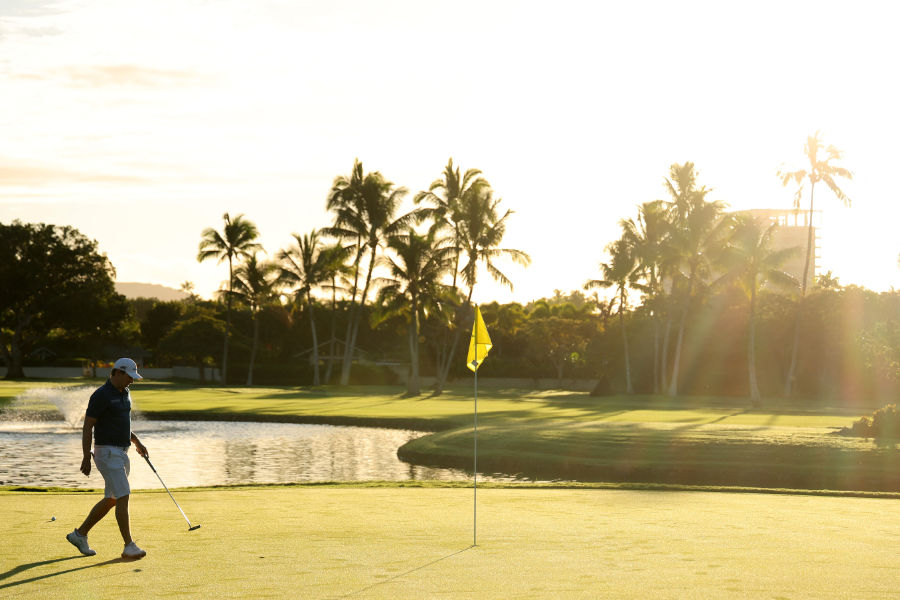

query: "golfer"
xmin=66 ymin=358 xmax=149 ymax=560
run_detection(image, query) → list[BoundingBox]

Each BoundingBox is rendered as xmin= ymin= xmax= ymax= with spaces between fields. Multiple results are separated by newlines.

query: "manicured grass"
xmin=2 ymin=486 xmax=899 ymax=599
xmin=2 ymin=380 xmax=896 ymax=492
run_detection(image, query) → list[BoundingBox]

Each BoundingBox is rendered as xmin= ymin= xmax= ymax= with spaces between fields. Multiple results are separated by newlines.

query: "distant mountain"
xmin=115 ymin=282 xmax=189 ymax=301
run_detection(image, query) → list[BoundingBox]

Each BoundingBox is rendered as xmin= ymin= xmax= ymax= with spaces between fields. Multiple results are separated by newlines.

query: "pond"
xmin=0 ymin=419 xmax=508 ymax=489
xmin=1 ymin=384 xmax=520 ymax=488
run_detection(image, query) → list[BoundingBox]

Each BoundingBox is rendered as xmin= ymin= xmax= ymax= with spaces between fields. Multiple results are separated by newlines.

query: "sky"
xmin=2 ymin=0 xmax=899 ymax=305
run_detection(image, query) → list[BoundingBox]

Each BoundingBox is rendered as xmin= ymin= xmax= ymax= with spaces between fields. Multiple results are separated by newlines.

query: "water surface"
xmin=0 ymin=420 xmax=514 ymax=488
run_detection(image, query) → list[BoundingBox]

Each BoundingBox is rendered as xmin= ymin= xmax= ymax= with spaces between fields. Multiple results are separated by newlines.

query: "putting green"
xmin=2 ymin=486 xmax=897 ymax=598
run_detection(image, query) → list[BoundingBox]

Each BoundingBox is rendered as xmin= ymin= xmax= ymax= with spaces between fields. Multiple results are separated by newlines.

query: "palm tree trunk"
xmin=660 ymin=316 xmax=672 ymax=393
xmin=407 ymin=298 xmax=420 ymax=396
xmin=668 ymin=269 xmax=697 ymax=397
xmin=785 ymin=183 xmax=816 ymax=397
xmin=339 ymin=302 xmax=358 ymax=385
xmin=339 ymin=242 xmax=363 ymax=385
xmin=324 ymin=278 xmax=337 ymax=384
xmin=308 ymin=292 xmax=320 ymax=386
xmin=748 ymin=286 xmax=760 ymax=406
xmin=434 ymin=288 xmax=474 ymax=396
xmin=620 ymin=289 xmax=634 ymax=395
xmin=652 ymin=311 xmax=660 ymax=394
xmin=246 ymin=312 xmax=259 ymax=386
xmin=434 ymin=306 xmax=464 ymax=395
xmin=222 ymin=256 xmax=233 ymax=384
xmin=668 ymin=305 xmax=689 ymax=396
xmin=341 ymin=246 xmax=377 ymax=385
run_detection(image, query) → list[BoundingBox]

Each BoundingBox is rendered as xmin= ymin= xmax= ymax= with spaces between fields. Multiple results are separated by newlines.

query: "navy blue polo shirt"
xmin=85 ymin=380 xmax=133 ymax=447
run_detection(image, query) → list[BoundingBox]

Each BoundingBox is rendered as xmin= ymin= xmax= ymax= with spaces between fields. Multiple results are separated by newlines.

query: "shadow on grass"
xmin=341 ymin=546 xmax=474 ymax=598
xmin=0 ymin=557 xmax=126 ymax=590
xmin=0 ymin=556 xmax=81 ymax=581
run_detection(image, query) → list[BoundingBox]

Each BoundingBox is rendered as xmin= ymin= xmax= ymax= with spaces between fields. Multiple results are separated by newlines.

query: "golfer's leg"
xmin=115 ymin=494 xmax=134 ymax=544
xmin=78 ymin=497 xmax=116 ymax=535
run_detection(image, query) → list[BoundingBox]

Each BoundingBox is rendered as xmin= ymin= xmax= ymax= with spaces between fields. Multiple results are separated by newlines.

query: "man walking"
xmin=66 ymin=358 xmax=149 ymax=560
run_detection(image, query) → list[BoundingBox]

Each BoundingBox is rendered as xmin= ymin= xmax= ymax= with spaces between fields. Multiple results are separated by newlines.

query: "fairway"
xmin=2 ymin=486 xmax=898 ymax=599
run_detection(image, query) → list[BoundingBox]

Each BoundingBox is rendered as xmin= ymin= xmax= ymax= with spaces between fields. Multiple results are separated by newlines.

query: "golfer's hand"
xmin=80 ymin=455 xmax=92 ymax=476
xmin=135 ymin=441 xmax=148 ymax=458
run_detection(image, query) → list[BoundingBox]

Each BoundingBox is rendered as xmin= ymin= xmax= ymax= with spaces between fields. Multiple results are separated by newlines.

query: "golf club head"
xmin=189 ymin=525 xmax=201 ymax=531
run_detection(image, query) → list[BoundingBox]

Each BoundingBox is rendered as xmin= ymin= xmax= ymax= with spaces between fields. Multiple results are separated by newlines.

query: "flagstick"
xmin=473 ymin=304 xmax=478 ymax=547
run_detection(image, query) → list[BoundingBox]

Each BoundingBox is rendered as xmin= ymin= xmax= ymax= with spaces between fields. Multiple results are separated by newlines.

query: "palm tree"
xmin=720 ymin=216 xmax=799 ymax=405
xmin=373 ymin=228 xmax=453 ymax=396
xmin=661 ymin=163 xmax=730 ymax=396
xmin=457 ymin=185 xmax=532 ymax=298
xmin=318 ymin=242 xmax=354 ymax=384
xmin=413 ymin=158 xmax=488 ymax=290
xmin=778 ymin=132 xmax=852 ymax=397
xmin=585 ymin=237 xmax=638 ymax=394
xmin=432 ymin=182 xmax=531 ymax=394
xmin=325 ymin=159 xmax=418 ymax=385
xmin=229 ymin=253 xmax=280 ymax=386
xmin=277 ymin=230 xmax=334 ymax=386
xmin=621 ymin=200 xmax=669 ymax=393
xmin=197 ymin=213 xmax=262 ymax=384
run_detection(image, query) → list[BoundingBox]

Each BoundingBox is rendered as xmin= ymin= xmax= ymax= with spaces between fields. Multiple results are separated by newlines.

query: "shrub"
xmin=849 ymin=404 xmax=900 ymax=438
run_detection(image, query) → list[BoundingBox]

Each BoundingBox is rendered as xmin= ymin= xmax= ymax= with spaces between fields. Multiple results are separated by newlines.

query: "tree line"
xmin=2 ymin=139 xmax=898 ymax=404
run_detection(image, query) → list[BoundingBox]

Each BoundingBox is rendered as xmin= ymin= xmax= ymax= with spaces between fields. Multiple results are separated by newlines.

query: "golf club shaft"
xmin=143 ymin=455 xmax=196 ymax=529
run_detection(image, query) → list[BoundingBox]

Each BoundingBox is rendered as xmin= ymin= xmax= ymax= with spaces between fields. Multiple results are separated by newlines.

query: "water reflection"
xmin=0 ymin=420 xmax=516 ymax=488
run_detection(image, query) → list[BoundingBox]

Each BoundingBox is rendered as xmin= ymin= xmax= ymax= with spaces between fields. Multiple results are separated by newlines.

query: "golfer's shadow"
xmin=0 ymin=556 xmax=125 ymax=590
xmin=341 ymin=546 xmax=474 ymax=598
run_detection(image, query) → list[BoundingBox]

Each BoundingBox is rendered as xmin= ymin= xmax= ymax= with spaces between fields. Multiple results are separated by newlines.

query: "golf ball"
xmin=51 ymin=516 xmax=56 ymax=521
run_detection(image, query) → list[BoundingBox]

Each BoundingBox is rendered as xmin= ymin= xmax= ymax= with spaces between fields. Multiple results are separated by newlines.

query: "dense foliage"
xmin=0 ymin=221 xmax=132 ymax=379
xmin=3 ymin=148 xmax=897 ymax=403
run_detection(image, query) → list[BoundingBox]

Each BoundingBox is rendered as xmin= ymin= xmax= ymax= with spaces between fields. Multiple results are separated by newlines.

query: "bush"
xmin=849 ymin=404 xmax=900 ymax=438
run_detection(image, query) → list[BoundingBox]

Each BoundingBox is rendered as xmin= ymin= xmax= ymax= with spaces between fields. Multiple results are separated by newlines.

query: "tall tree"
xmin=373 ymin=228 xmax=452 ymax=396
xmin=662 ymin=163 xmax=730 ymax=396
xmin=158 ymin=315 xmax=226 ymax=383
xmin=778 ymin=132 xmax=852 ymax=396
xmin=585 ymin=237 xmax=638 ymax=394
xmin=318 ymin=242 xmax=354 ymax=384
xmin=229 ymin=253 xmax=280 ymax=386
xmin=720 ymin=216 xmax=799 ymax=405
xmin=621 ymin=200 xmax=669 ymax=393
xmin=432 ymin=182 xmax=531 ymax=394
xmin=197 ymin=213 xmax=262 ymax=384
xmin=0 ymin=222 xmax=131 ymax=379
xmin=413 ymin=158 xmax=488 ymax=289
xmin=278 ymin=230 xmax=334 ymax=386
xmin=325 ymin=160 xmax=416 ymax=385
xmin=524 ymin=316 xmax=596 ymax=385
xmin=413 ymin=159 xmax=486 ymax=394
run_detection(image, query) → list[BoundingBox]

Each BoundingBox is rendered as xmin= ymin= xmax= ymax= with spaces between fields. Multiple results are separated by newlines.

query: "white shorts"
xmin=93 ymin=445 xmax=131 ymax=499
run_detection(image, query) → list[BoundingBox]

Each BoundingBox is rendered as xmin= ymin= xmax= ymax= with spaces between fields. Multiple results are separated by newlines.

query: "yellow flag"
xmin=466 ymin=306 xmax=492 ymax=372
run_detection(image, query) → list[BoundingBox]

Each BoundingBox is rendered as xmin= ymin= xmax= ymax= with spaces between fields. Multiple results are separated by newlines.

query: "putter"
xmin=142 ymin=454 xmax=201 ymax=531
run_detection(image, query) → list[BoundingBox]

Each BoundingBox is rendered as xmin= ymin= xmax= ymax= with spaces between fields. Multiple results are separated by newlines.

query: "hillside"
xmin=115 ymin=282 xmax=189 ymax=301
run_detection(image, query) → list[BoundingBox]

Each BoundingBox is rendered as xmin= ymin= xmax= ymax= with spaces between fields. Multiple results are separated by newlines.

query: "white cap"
xmin=112 ymin=357 xmax=143 ymax=380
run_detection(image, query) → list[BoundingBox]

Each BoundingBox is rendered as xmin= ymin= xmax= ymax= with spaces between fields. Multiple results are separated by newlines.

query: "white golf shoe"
xmin=66 ymin=529 xmax=97 ymax=556
xmin=122 ymin=541 xmax=147 ymax=559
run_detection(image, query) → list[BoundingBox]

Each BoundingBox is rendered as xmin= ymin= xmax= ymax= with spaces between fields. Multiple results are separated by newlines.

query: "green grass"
xmin=2 ymin=382 xmax=899 ymax=596
xmin=2 ymin=380 xmax=897 ymax=492
xmin=2 ymin=486 xmax=899 ymax=599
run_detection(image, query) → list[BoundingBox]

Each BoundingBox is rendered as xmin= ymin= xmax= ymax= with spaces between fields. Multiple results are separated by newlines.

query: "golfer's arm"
xmin=82 ymin=417 xmax=97 ymax=458
xmin=131 ymin=431 xmax=146 ymax=455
